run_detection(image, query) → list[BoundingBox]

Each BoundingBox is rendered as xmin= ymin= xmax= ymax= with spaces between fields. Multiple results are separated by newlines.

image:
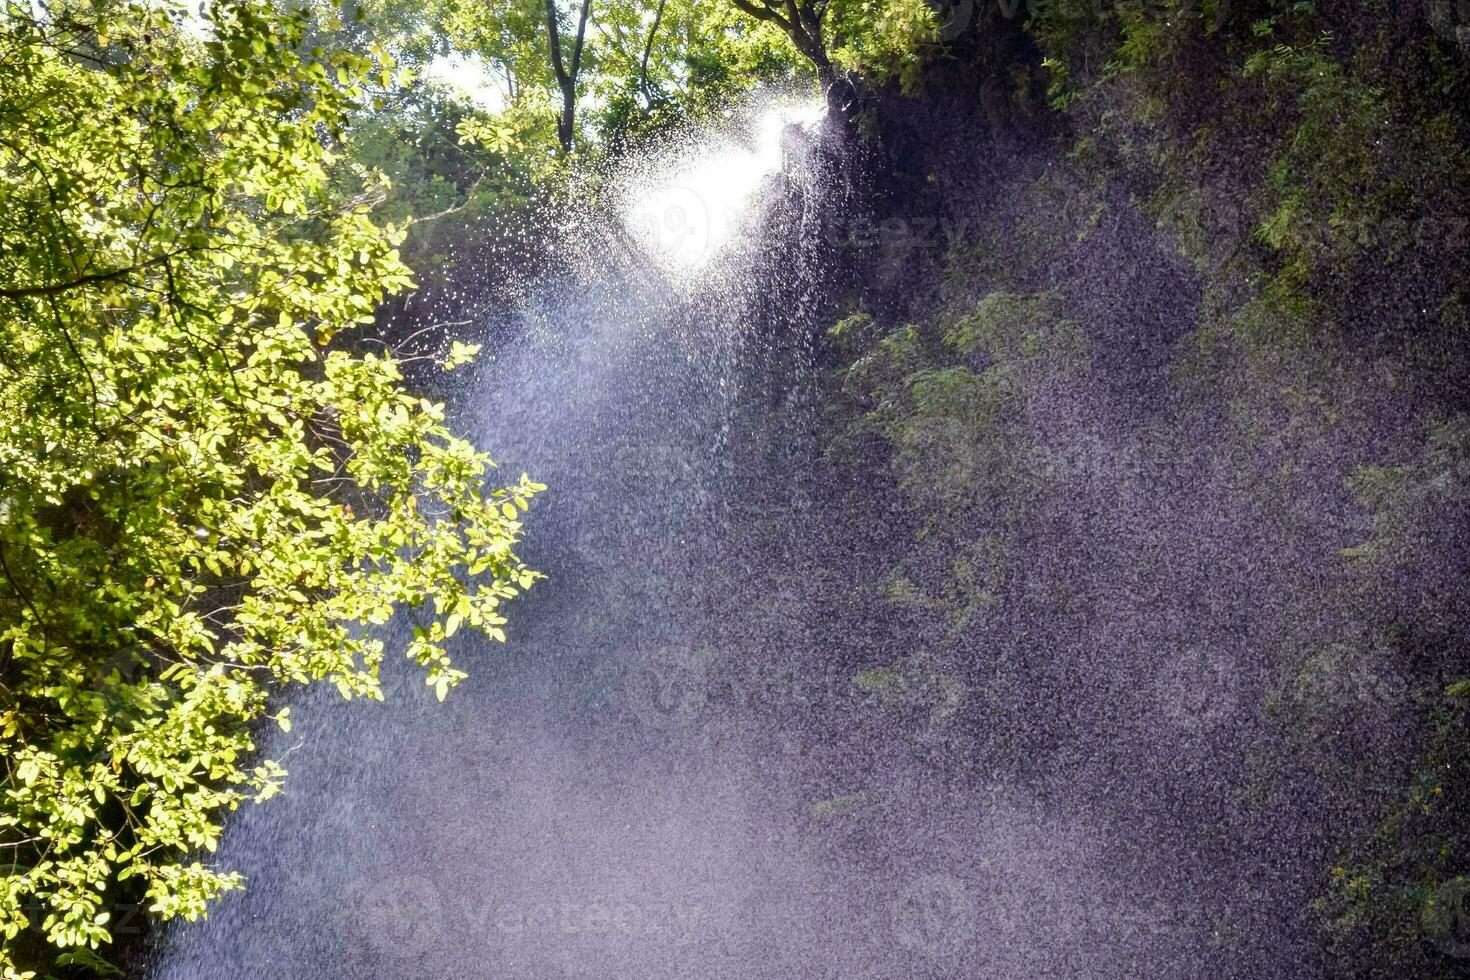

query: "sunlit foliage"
xmin=354 ymin=0 xmax=935 ymax=156
xmin=0 ymin=1 xmax=540 ymax=974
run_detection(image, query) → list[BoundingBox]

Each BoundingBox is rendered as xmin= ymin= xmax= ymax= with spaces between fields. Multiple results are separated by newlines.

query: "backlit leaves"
xmin=0 ymin=1 xmax=540 ymax=974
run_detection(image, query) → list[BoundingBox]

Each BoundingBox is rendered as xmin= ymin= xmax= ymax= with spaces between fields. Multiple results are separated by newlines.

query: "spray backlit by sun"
xmin=620 ymin=98 xmax=826 ymax=274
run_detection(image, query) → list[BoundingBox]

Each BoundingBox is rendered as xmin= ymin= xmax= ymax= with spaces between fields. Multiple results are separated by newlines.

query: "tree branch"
xmin=640 ymin=0 xmax=667 ymax=100
xmin=730 ymin=0 xmax=793 ymax=33
xmin=0 ymin=256 xmax=167 ymax=299
xmin=545 ymin=0 xmax=568 ymax=87
xmin=0 ymin=541 xmax=47 ymax=677
xmin=730 ymin=0 xmax=831 ymax=78
xmin=568 ymin=0 xmax=593 ymax=83
xmin=406 ymin=176 xmax=486 ymax=226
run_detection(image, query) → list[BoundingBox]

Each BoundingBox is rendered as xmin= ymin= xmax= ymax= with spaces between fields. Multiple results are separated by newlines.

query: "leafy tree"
xmin=433 ymin=0 xmax=800 ymax=153
xmin=434 ymin=0 xmax=597 ymax=154
xmin=358 ymin=0 xmax=934 ymax=158
xmin=582 ymin=0 xmax=808 ymax=144
xmin=727 ymin=0 xmax=937 ymax=92
xmin=0 ymin=0 xmax=540 ymax=974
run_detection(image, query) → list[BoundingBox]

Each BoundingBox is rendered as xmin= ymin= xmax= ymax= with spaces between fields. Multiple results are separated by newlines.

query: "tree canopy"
xmin=0 ymin=2 xmax=541 ymax=975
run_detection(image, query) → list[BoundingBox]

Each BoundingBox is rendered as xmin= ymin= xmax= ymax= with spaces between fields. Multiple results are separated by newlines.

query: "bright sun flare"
xmin=622 ymin=99 xmax=826 ymax=273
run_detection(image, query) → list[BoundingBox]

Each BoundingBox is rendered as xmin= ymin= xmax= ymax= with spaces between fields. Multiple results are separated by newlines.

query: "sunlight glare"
xmin=622 ymin=99 xmax=826 ymax=274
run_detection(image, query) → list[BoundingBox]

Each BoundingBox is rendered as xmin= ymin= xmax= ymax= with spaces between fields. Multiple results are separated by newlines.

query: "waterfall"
xmin=148 ymin=88 xmax=1269 ymax=980
xmin=150 ymin=95 xmax=857 ymax=980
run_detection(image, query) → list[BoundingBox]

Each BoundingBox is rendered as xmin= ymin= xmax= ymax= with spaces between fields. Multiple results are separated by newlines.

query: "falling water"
xmin=149 ymin=86 xmax=1365 ymax=979
xmin=150 ymin=95 xmax=875 ymax=980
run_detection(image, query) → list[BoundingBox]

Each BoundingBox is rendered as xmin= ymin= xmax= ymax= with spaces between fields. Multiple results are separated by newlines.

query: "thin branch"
xmin=730 ymin=0 xmax=792 ymax=32
xmin=568 ymin=0 xmax=593 ymax=83
xmin=0 ymin=256 xmax=168 ymax=299
xmin=406 ymin=175 xmax=485 ymax=227
xmin=640 ymin=0 xmax=667 ymax=101
xmin=0 ymin=542 xmax=47 ymax=676
xmin=44 ymin=292 xmax=101 ymax=433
